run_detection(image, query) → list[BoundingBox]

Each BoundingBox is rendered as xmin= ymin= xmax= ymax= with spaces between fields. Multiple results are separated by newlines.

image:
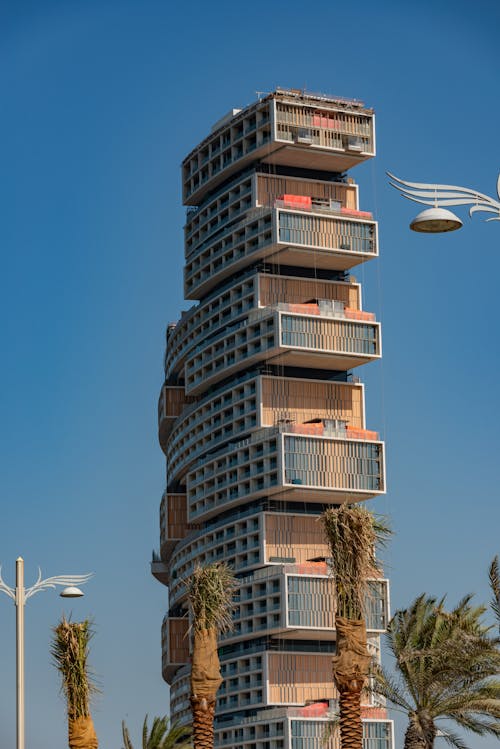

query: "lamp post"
xmin=0 ymin=556 xmax=92 ymax=749
xmin=387 ymin=172 xmax=500 ymax=232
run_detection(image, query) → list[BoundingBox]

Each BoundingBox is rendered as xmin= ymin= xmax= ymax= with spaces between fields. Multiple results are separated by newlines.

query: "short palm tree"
xmin=489 ymin=555 xmax=500 ymax=632
xmin=51 ymin=617 xmax=99 ymax=749
xmin=321 ymin=504 xmax=391 ymax=749
xmin=187 ymin=562 xmax=237 ymax=749
xmin=121 ymin=715 xmax=192 ymax=749
xmin=372 ymin=593 xmax=500 ymax=749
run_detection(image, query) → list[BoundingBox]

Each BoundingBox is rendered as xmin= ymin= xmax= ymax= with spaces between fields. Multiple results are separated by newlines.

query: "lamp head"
xmin=60 ymin=586 xmax=84 ymax=598
xmin=410 ymin=207 xmax=463 ymax=233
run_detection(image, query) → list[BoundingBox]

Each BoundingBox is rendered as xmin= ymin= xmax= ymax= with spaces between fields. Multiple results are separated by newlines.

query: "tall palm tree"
xmin=321 ymin=504 xmax=391 ymax=749
xmin=187 ymin=562 xmax=237 ymax=749
xmin=121 ymin=715 xmax=192 ymax=749
xmin=372 ymin=593 xmax=500 ymax=749
xmin=489 ymin=555 xmax=500 ymax=632
xmin=51 ymin=617 xmax=99 ymax=749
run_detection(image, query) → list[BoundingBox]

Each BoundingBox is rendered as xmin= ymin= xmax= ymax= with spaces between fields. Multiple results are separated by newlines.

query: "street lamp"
xmin=387 ymin=172 xmax=500 ymax=232
xmin=0 ymin=557 xmax=92 ymax=749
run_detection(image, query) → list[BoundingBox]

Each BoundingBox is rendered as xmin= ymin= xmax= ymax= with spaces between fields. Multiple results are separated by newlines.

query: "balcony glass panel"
xmin=279 ymin=212 xmax=376 ymax=255
xmin=284 ymin=435 xmax=384 ymax=493
xmin=281 ymin=314 xmax=378 ymax=356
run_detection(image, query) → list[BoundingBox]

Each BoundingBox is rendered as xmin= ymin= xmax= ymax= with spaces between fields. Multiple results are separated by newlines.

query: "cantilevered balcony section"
xmin=158 ymin=385 xmax=195 ymax=452
xmin=166 ymin=373 xmax=365 ymax=484
xmin=218 ymin=564 xmax=389 ymax=645
xmin=184 ymin=169 xmax=359 ymax=259
xmin=184 ymin=307 xmax=380 ymax=395
xmin=184 ymin=207 xmax=378 ymax=300
xmin=214 ymin=712 xmax=393 ymax=749
xmin=165 ymin=271 xmax=361 ymax=381
xmin=158 ymin=492 xmax=192 ymax=561
xmin=186 ymin=425 xmax=385 ymax=523
xmin=171 ymin=645 xmax=387 ymax=728
xmin=161 ymin=615 xmax=189 ymax=683
xmin=183 ymin=88 xmax=375 ymax=205
xmin=167 ymin=505 xmax=343 ymax=606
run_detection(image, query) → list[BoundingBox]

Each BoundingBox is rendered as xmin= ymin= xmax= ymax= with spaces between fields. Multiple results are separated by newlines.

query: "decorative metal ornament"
xmin=387 ymin=172 xmax=500 ymax=232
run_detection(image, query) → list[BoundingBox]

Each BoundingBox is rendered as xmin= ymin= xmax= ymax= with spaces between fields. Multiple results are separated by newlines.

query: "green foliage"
xmin=121 ymin=715 xmax=192 ymax=749
xmin=51 ymin=616 xmax=98 ymax=720
xmin=371 ymin=594 xmax=500 ymax=748
xmin=321 ymin=504 xmax=391 ymax=620
xmin=188 ymin=562 xmax=237 ymax=634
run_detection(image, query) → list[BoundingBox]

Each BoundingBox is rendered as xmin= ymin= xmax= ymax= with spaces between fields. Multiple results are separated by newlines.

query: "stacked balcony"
xmin=184 ymin=208 xmax=378 ymax=300
xmin=183 ymin=88 xmax=375 ymax=206
xmin=170 ymin=647 xmax=393 ymax=747
xmin=154 ymin=89 xmax=391 ymax=749
xmin=183 ymin=308 xmax=380 ymax=395
xmin=214 ymin=712 xmax=393 ymax=749
xmin=186 ymin=426 xmax=384 ymax=522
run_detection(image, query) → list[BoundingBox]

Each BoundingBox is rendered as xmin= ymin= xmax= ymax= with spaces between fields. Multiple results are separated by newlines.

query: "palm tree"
xmin=372 ymin=593 xmax=500 ymax=749
xmin=121 ymin=715 xmax=192 ymax=749
xmin=321 ymin=504 xmax=391 ymax=749
xmin=51 ymin=616 xmax=99 ymax=749
xmin=489 ymin=555 xmax=500 ymax=632
xmin=187 ymin=562 xmax=237 ymax=749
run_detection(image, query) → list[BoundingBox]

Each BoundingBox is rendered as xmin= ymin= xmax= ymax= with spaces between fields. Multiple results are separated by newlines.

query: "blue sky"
xmin=0 ymin=1 xmax=499 ymax=747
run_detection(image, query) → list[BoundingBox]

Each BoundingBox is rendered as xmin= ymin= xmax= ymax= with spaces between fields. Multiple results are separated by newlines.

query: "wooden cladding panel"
xmin=259 ymin=274 xmax=359 ymax=309
xmin=167 ymin=494 xmax=188 ymax=539
xmin=261 ymin=377 xmax=363 ymax=428
xmin=257 ymin=174 xmax=357 ymax=210
xmin=160 ymin=386 xmax=194 ymax=419
xmin=169 ymin=618 xmax=189 ymax=664
xmin=264 ymin=513 xmax=329 ymax=564
xmin=267 ymin=652 xmax=337 ymax=704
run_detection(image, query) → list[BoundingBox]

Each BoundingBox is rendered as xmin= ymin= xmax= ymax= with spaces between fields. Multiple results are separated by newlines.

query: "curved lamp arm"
xmin=387 ymin=172 xmax=500 ymax=222
xmin=0 ymin=566 xmax=16 ymax=601
xmin=25 ymin=570 xmax=93 ymax=601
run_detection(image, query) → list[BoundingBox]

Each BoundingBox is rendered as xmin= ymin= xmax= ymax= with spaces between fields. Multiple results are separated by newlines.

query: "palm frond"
xmin=122 ymin=715 xmax=192 ymax=749
xmin=321 ymin=504 xmax=391 ymax=619
xmin=369 ymin=663 xmax=413 ymax=712
xmin=436 ymin=726 xmax=471 ymax=749
xmin=122 ymin=720 xmax=134 ymax=749
xmin=188 ymin=562 xmax=237 ymax=634
xmin=51 ymin=616 xmax=98 ymax=720
xmin=489 ymin=556 xmax=500 ymax=628
xmin=381 ymin=593 xmax=500 ymax=745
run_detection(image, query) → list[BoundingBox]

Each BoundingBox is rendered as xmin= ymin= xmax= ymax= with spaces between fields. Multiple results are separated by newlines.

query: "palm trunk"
xmin=190 ymin=697 xmax=216 ymax=749
xmin=404 ymin=713 xmax=436 ymax=749
xmin=338 ymin=685 xmax=363 ymax=749
xmin=332 ymin=617 xmax=372 ymax=749
xmin=190 ymin=628 xmax=222 ymax=749
xmin=68 ymin=715 xmax=98 ymax=749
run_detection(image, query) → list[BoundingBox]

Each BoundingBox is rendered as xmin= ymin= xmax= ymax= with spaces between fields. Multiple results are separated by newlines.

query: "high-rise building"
xmin=152 ymin=87 xmax=393 ymax=749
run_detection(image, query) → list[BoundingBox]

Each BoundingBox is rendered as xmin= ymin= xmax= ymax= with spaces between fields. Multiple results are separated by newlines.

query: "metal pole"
xmin=15 ymin=557 xmax=25 ymax=749
xmin=0 ymin=560 xmax=90 ymax=748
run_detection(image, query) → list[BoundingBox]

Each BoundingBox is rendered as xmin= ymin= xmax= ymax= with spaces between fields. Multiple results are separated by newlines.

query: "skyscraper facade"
xmin=152 ymin=88 xmax=393 ymax=749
